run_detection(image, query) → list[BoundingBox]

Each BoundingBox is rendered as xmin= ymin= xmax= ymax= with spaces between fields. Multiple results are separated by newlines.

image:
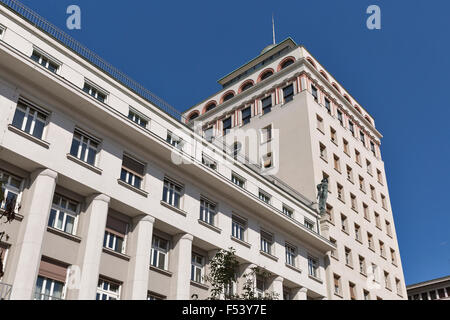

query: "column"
xmin=124 ymin=215 xmax=155 ymax=300
xmin=293 ymin=287 xmax=308 ymax=300
xmin=270 ymin=276 xmax=284 ymax=300
xmin=237 ymin=263 xmax=257 ymax=298
xmin=10 ymin=169 xmax=58 ymax=300
xmin=74 ymin=194 xmax=110 ymax=300
xmin=170 ymin=233 xmax=193 ymax=300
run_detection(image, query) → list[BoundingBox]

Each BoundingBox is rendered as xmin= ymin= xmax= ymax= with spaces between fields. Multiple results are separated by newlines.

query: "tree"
xmin=205 ymin=248 xmax=279 ymax=300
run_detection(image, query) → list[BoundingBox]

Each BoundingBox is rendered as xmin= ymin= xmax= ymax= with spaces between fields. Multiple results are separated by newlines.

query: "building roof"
xmin=407 ymin=275 xmax=450 ymax=290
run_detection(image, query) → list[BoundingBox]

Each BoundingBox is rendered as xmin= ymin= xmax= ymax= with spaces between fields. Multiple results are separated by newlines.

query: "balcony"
xmin=0 ymin=282 xmax=12 ymax=300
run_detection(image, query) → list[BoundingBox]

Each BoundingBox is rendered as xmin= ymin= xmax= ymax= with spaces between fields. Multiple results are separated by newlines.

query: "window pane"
xmin=12 ymin=108 xmax=26 ymax=130
xmin=48 ymin=209 xmax=57 ymax=228
xmin=70 ymin=138 xmax=80 ymax=158
xmin=65 ymin=215 xmax=75 ymax=234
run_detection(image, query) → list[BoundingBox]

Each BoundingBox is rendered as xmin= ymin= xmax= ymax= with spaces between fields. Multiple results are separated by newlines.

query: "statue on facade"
xmin=317 ymin=178 xmax=329 ymax=216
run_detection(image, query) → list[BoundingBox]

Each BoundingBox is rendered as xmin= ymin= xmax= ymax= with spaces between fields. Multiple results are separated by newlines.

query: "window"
xmin=205 ymin=103 xmax=216 ymax=113
xmin=231 ymin=173 xmax=245 ymax=188
xmin=363 ymin=203 xmax=370 ymax=221
xmin=429 ymin=291 xmax=437 ymax=300
xmin=355 ymin=149 xmax=361 ymax=165
xmin=258 ymin=190 xmax=271 ymax=204
xmin=386 ymin=220 xmax=392 ymax=237
xmin=280 ymin=59 xmax=294 ymax=69
xmin=148 ymin=293 xmax=165 ymax=301
xmin=151 ymin=236 xmax=169 ymax=270
xmin=349 ymin=282 xmax=356 ymax=300
xmin=283 ymin=84 xmax=294 ymax=103
xmin=162 ymin=178 xmax=183 ymax=208
xmin=329 ymin=238 xmax=337 ymax=259
xmin=316 ymin=115 xmax=324 ymax=132
xmin=345 ymin=247 xmax=352 ymax=267
xmin=260 ymin=70 xmax=273 ymax=81
xmin=377 ymin=169 xmax=383 ymax=184
xmin=34 ymin=276 xmax=64 ymax=300
xmin=202 ymin=153 xmax=217 ymax=170
xmin=222 ymin=117 xmax=233 ymax=136
xmin=232 ymin=142 xmax=241 ymax=160
xmin=70 ymin=129 xmax=100 ymax=166
xmin=204 ymin=126 xmax=214 ymax=142
xmin=48 ymin=194 xmax=79 ymax=235
xmin=333 ymin=155 xmax=341 ymax=172
xmin=371 ymin=264 xmax=379 ymax=282
xmin=83 ymin=82 xmax=107 ymax=103
xmin=354 ymin=224 xmax=361 ymax=242
xmin=326 ymin=204 xmax=334 ymax=224
xmin=346 ymin=166 xmax=353 ymax=182
xmin=366 ymin=160 xmax=373 ymax=175
xmin=31 ymin=50 xmax=59 ymax=73
xmin=370 ymin=185 xmax=376 ymax=201
xmin=360 ymin=131 xmax=366 ymax=147
xmin=166 ymin=131 xmax=183 ymax=149
xmin=311 ymin=85 xmax=318 ymax=102
xmin=255 ymin=275 xmax=266 ymax=298
xmin=375 ymin=212 xmax=381 ymax=229
xmin=379 ymin=241 xmax=386 ymax=258
xmin=384 ymin=271 xmax=391 ymax=290
xmin=222 ymin=92 xmax=234 ymax=103
xmin=308 ymin=256 xmax=319 ymax=278
xmin=191 ymin=253 xmax=204 ymax=283
xmin=261 ymin=125 xmax=272 ymax=143
xmin=341 ymin=214 xmax=348 ymax=233
xmin=381 ymin=194 xmax=388 ymax=210
xmin=395 ymin=279 xmax=402 ymax=296
xmin=241 ymin=82 xmax=253 ymax=92
xmin=330 ymin=128 xmax=337 ymax=144
xmin=368 ymin=233 xmax=374 ymax=250
xmin=96 ymin=278 xmax=120 ymax=300
xmin=343 ymin=139 xmax=349 ymax=154
xmin=319 ymin=143 xmax=327 ymax=160
xmin=285 ymin=243 xmax=296 ymax=267
xmin=282 ymin=205 xmax=293 ymax=218
xmin=359 ymin=176 xmax=366 ymax=192
xmin=120 ymin=155 xmax=145 ymax=189
xmin=200 ymin=198 xmax=216 ymax=225
xmin=232 ymin=215 xmax=247 ymax=241
xmin=0 ymin=170 xmax=22 ymax=212
xmin=0 ymin=25 xmax=5 ymax=38
xmin=349 ymin=121 xmax=355 ymax=136
xmin=241 ymin=107 xmax=252 ymax=125
xmin=334 ymin=274 xmax=341 ymax=295
xmin=370 ymin=141 xmax=377 ymax=157
xmin=260 ymin=230 xmax=273 ymax=255
xmin=337 ymin=183 xmax=344 ymax=202
xmin=324 ymin=98 xmax=331 ymax=114
xmin=103 ymin=216 xmax=128 ymax=254
xmin=390 ymin=249 xmax=397 ymax=265
xmin=438 ymin=288 xmax=446 ymax=299
xmin=421 ymin=292 xmax=429 ymax=300
xmin=304 ymin=219 xmax=315 ymax=231
xmin=12 ymin=99 xmax=48 ymax=140
xmin=262 ymin=96 xmax=272 ymax=115
xmin=128 ymin=109 xmax=148 ymax=128
xmin=350 ymin=194 xmax=357 ymax=211
xmin=359 ymin=256 xmax=366 ymax=275
xmin=363 ymin=290 xmax=370 ymax=300
xmin=337 ymin=110 xmax=343 ymax=126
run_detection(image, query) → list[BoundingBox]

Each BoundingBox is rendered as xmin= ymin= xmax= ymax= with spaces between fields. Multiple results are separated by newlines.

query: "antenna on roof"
xmin=272 ymin=13 xmax=276 ymax=45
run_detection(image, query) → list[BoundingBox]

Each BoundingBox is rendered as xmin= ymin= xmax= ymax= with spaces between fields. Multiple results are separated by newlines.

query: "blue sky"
xmin=16 ymin=0 xmax=450 ymax=285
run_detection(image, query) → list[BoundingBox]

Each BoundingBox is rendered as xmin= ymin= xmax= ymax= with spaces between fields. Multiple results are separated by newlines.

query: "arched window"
xmin=365 ymin=116 xmax=372 ymax=124
xmin=258 ymin=69 xmax=274 ymax=82
xmin=187 ymin=111 xmax=199 ymax=122
xmin=320 ymin=70 xmax=329 ymax=81
xmin=332 ymin=83 xmax=341 ymax=93
xmin=280 ymin=58 xmax=295 ymax=70
xmin=239 ymin=81 xmax=254 ymax=93
xmin=204 ymin=102 xmax=217 ymax=113
xmin=344 ymin=94 xmax=351 ymax=103
xmin=306 ymin=57 xmax=317 ymax=69
xmin=222 ymin=92 xmax=235 ymax=103
xmin=354 ymin=105 xmax=362 ymax=114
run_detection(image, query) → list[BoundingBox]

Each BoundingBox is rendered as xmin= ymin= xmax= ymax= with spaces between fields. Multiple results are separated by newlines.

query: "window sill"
xmin=331 ymin=140 xmax=339 ymax=147
xmin=67 ymin=154 xmax=102 ymax=175
xmin=308 ymin=275 xmax=323 ymax=284
xmin=344 ymin=151 xmax=351 ymax=158
xmin=102 ymin=247 xmax=130 ymax=261
xmin=317 ymin=128 xmax=325 ymax=135
xmin=341 ymin=229 xmax=349 ymax=236
xmin=46 ymin=226 xmax=81 ymax=243
xmin=118 ymin=179 xmax=148 ymax=197
xmin=285 ymin=263 xmax=302 ymax=274
xmin=160 ymin=200 xmax=187 ymax=217
xmin=150 ymin=265 xmax=172 ymax=277
xmin=260 ymin=250 xmax=278 ymax=262
xmin=331 ymin=255 xmax=339 ymax=262
xmin=392 ymin=262 xmax=398 ymax=267
xmin=369 ymin=247 xmax=375 ymax=253
xmin=380 ymin=255 xmax=387 ymax=261
xmin=190 ymin=280 xmax=209 ymax=291
xmin=355 ymin=238 xmax=363 ymax=245
xmin=198 ymin=219 xmax=221 ymax=234
xmin=230 ymin=236 xmax=251 ymax=248
xmin=320 ymin=156 xmax=328 ymax=164
xmin=345 ymin=264 xmax=354 ymax=270
xmin=360 ymin=272 xmax=367 ymax=278
xmin=338 ymin=197 xmax=346 ymax=204
xmin=360 ymin=189 xmax=366 ymax=194
xmin=347 ymin=178 xmax=354 ymax=185
xmin=8 ymin=124 xmax=50 ymax=149
xmin=351 ymin=207 xmax=359 ymax=214
xmin=334 ymin=168 xmax=342 ymax=174
xmin=367 ymin=171 xmax=374 ymax=177
xmin=364 ymin=217 xmax=371 ymax=223
xmin=334 ymin=292 xmax=343 ymax=299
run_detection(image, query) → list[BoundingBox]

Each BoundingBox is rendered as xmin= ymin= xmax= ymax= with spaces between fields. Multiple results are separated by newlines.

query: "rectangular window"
xmin=83 ymin=82 xmax=107 ymax=103
xmin=343 ymin=139 xmax=349 ymax=154
xmin=162 ymin=178 xmax=183 ymax=208
xmin=325 ymin=98 xmax=331 ymax=114
xmin=395 ymin=279 xmax=402 ymax=296
xmin=350 ymin=194 xmax=357 ymax=211
xmin=377 ymin=169 xmax=383 ymax=184
xmin=0 ymin=170 xmax=23 ymax=213
xmin=384 ymin=271 xmax=391 ymax=290
xmin=258 ymin=190 xmax=271 ymax=204
xmin=337 ymin=110 xmax=343 ymax=126
xmin=366 ymin=160 xmax=373 ymax=175
xmin=148 ymin=293 xmax=165 ymax=301
xmin=282 ymin=205 xmax=293 ymax=218
xmin=128 ymin=109 xmax=148 ymax=128
xmin=346 ymin=166 xmax=353 ymax=182
xmin=364 ymin=290 xmax=370 ymax=300
xmin=330 ymin=127 xmax=337 ymax=144
xmin=222 ymin=117 xmax=232 ymax=135
xmin=333 ymin=154 xmax=340 ymax=172
xmin=31 ymin=50 xmax=59 ymax=73
xmin=379 ymin=241 xmax=386 ymax=258
xmin=231 ymin=215 xmax=246 ymax=241
xmin=34 ymin=276 xmax=65 ymax=300
xmin=359 ymin=176 xmax=366 ymax=192
xmin=166 ymin=131 xmax=183 ymax=149
xmin=319 ymin=143 xmax=327 ymax=160
xmin=363 ymin=203 xmax=370 ymax=221
xmin=70 ymin=129 xmax=100 ymax=166
xmin=390 ymin=248 xmax=397 ymax=265
xmin=341 ymin=214 xmax=348 ymax=233
xmin=326 ymin=204 xmax=334 ymax=223
xmin=285 ymin=243 xmax=296 ymax=267
xmin=202 ymin=153 xmax=217 ymax=170
xmin=0 ymin=25 xmax=5 ymax=38
xmin=372 ymin=264 xmax=379 ymax=282
xmin=12 ymin=99 xmax=48 ymax=140
xmin=359 ymin=256 xmax=366 ymax=275
xmin=204 ymin=126 xmax=214 ymax=142
xmin=304 ymin=219 xmax=315 ymax=231
xmin=311 ymin=85 xmax=318 ymax=102
xmin=308 ymin=256 xmax=319 ymax=278
xmin=96 ymin=278 xmax=121 ymax=300
xmin=48 ymin=194 xmax=79 ymax=235
xmin=375 ymin=212 xmax=381 ymax=229
xmin=330 ymin=237 xmax=337 ymax=259
xmin=262 ymin=96 xmax=272 ymax=114
xmin=241 ymin=107 xmax=252 ymax=125
xmin=386 ymin=220 xmax=392 ymax=237
xmin=231 ymin=173 xmax=245 ymax=188
xmin=120 ymin=155 xmax=145 ymax=189
xmin=261 ymin=125 xmax=272 ymax=143
xmin=345 ymin=247 xmax=352 ymax=266
xmin=370 ymin=185 xmax=377 ymax=201
xmin=283 ymin=84 xmax=294 ymax=103
xmin=337 ymin=183 xmax=344 ymax=202
xmin=151 ymin=235 xmax=169 ymax=270
xmin=355 ymin=149 xmax=361 ymax=165
xmin=360 ymin=131 xmax=366 ymax=147
xmin=103 ymin=216 xmax=128 ymax=254
xmin=349 ymin=282 xmax=356 ymax=300
xmin=316 ymin=115 xmax=324 ymax=132
xmin=256 ymin=275 xmax=266 ymax=298
xmin=191 ymin=253 xmax=204 ymax=283
xmin=334 ymin=274 xmax=341 ymax=295
xmin=368 ymin=233 xmax=374 ymax=251
xmin=354 ymin=224 xmax=361 ymax=242
xmin=260 ymin=230 xmax=273 ymax=255
xmin=381 ymin=194 xmax=387 ymax=210
xmin=200 ymin=198 xmax=216 ymax=225
xmin=370 ymin=141 xmax=377 ymax=157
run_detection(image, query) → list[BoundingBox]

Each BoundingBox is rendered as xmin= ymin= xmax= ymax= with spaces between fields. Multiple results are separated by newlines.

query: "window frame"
xmin=120 ymin=154 xmax=146 ymax=190
xmin=83 ymin=80 xmax=108 ymax=103
xmin=191 ymin=252 xmax=205 ymax=284
xmin=12 ymin=98 xmax=49 ymax=141
xmin=0 ymin=169 xmax=23 ymax=213
xmin=96 ymin=278 xmax=121 ymax=300
xmin=69 ymin=128 xmax=101 ymax=167
xmin=128 ymin=108 xmax=149 ymax=129
xmin=34 ymin=275 xmax=65 ymax=300
xmin=285 ymin=243 xmax=297 ymax=267
xmin=151 ymin=235 xmax=170 ymax=271
xmin=260 ymin=229 xmax=274 ymax=255
xmin=30 ymin=48 xmax=61 ymax=74
xmin=162 ymin=178 xmax=184 ymax=209
xmin=231 ymin=214 xmax=247 ymax=241
xmin=283 ymin=83 xmax=294 ymax=103
xmin=199 ymin=197 xmax=217 ymax=226
xmin=48 ymin=193 xmax=80 ymax=236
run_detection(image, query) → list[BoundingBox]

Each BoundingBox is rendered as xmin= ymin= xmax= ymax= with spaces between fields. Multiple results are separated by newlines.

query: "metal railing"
xmin=0 ymin=282 xmax=12 ymax=300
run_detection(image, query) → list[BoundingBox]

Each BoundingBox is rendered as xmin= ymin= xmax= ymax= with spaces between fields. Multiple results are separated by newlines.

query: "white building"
xmin=0 ymin=1 xmax=335 ymax=300
xmin=407 ymin=276 xmax=450 ymax=300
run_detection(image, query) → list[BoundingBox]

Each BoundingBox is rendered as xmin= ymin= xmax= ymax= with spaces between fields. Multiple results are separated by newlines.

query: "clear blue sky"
xmin=16 ymin=0 xmax=450 ymax=285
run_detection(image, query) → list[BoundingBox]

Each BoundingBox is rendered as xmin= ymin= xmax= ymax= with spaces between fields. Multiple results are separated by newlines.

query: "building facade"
xmin=407 ymin=276 xmax=450 ymax=300
xmin=183 ymin=39 xmax=407 ymax=300
xmin=0 ymin=1 xmax=335 ymax=300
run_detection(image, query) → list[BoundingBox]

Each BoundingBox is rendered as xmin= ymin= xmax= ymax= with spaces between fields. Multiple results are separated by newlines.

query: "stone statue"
xmin=317 ymin=178 xmax=329 ymax=215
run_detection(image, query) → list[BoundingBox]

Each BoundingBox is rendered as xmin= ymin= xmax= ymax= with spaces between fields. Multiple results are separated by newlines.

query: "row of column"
xmin=7 ymin=168 xmax=309 ymax=300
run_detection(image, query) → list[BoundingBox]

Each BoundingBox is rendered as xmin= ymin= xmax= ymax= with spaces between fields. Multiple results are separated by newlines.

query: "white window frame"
xmin=70 ymin=128 xmax=100 ymax=166
xmin=285 ymin=243 xmax=296 ymax=267
xmin=308 ymin=256 xmax=319 ymax=278
xmin=83 ymin=80 xmax=108 ymax=103
xmin=258 ymin=189 xmax=271 ymax=204
xmin=151 ymin=235 xmax=169 ymax=270
xmin=0 ymin=24 xmax=6 ymax=39
xmin=200 ymin=197 xmax=216 ymax=226
xmin=103 ymin=228 xmax=127 ymax=254
xmin=304 ymin=218 xmax=315 ymax=231
xmin=202 ymin=153 xmax=217 ymax=170
xmin=0 ymin=170 xmax=24 ymax=213
xmin=166 ymin=131 xmax=183 ymax=149
xmin=282 ymin=83 xmax=294 ymax=103
xmin=96 ymin=278 xmax=121 ymax=300
xmin=191 ymin=253 xmax=204 ymax=284
xmin=12 ymin=99 xmax=49 ymax=140
xmin=128 ymin=108 xmax=149 ymax=129
xmin=34 ymin=275 xmax=65 ymax=300
xmin=282 ymin=205 xmax=293 ymax=218
xmin=260 ymin=125 xmax=272 ymax=144
xmin=120 ymin=154 xmax=145 ymax=190
xmin=231 ymin=215 xmax=247 ymax=241
xmin=30 ymin=48 xmax=61 ymax=73
xmin=48 ymin=193 xmax=80 ymax=235
xmin=260 ymin=230 xmax=273 ymax=255
xmin=231 ymin=173 xmax=245 ymax=188
xmin=162 ymin=178 xmax=183 ymax=208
